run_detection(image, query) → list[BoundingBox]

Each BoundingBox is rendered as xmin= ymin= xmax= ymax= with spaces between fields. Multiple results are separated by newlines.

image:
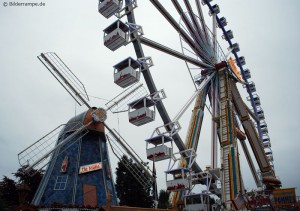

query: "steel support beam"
xmin=140 ymin=37 xmax=211 ymax=68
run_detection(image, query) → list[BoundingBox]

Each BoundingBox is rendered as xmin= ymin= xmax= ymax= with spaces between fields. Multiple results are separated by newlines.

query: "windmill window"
xmin=54 ymin=176 xmax=68 ymax=190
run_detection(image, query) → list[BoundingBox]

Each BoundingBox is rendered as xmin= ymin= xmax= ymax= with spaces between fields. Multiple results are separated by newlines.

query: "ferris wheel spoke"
xmin=140 ymin=37 xmax=213 ymax=68
xmin=171 ymin=0 xmax=214 ymax=65
xmin=184 ymin=0 xmax=201 ymax=33
xmin=171 ymin=0 xmax=202 ymax=47
xmin=149 ymin=0 xmax=210 ymax=64
xmin=181 ymin=14 xmax=215 ymax=65
xmin=179 ymin=20 xmax=214 ymax=64
xmin=212 ymin=14 xmax=217 ymax=57
xmin=195 ymin=0 xmax=211 ymax=45
xmin=183 ymin=0 xmax=214 ymax=52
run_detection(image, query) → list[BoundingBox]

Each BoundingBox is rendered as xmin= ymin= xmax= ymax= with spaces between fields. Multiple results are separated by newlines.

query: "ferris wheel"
xmin=99 ymin=0 xmax=281 ymax=209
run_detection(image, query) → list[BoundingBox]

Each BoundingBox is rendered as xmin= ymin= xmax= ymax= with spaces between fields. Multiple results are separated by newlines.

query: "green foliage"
xmin=0 ymin=194 xmax=9 ymax=211
xmin=115 ymin=155 xmax=154 ymax=208
xmin=157 ymin=189 xmax=171 ymax=209
xmin=13 ymin=165 xmax=43 ymax=203
xmin=0 ymin=166 xmax=43 ymax=209
xmin=0 ymin=176 xmax=18 ymax=209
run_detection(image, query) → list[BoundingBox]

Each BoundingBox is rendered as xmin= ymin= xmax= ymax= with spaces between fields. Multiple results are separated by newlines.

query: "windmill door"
xmin=83 ymin=184 xmax=97 ymax=206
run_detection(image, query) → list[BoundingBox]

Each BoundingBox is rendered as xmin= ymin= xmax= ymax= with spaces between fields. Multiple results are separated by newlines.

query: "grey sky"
xmin=0 ymin=0 xmax=299 ymax=196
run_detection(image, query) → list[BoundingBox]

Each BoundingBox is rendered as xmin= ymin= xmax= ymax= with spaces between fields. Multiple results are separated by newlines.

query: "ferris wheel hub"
xmin=214 ymin=61 xmax=228 ymax=70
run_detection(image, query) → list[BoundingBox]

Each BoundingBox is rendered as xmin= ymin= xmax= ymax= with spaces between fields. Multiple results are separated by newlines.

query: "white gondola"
xmin=260 ymin=121 xmax=267 ymax=128
xmin=184 ymin=193 xmax=210 ymax=211
xmin=267 ymin=154 xmax=274 ymax=162
xmin=257 ymin=108 xmax=265 ymax=120
xmin=265 ymin=151 xmax=272 ymax=156
xmin=238 ymin=56 xmax=246 ymax=66
xmin=145 ymin=135 xmax=173 ymax=162
xmin=249 ymin=81 xmax=256 ymax=92
xmin=263 ymin=137 xmax=270 ymax=143
xmin=263 ymin=142 xmax=271 ymax=148
xmin=103 ymin=20 xmax=129 ymax=51
xmin=218 ymin=17 xmax=227 ymax=27
xmin=98 ymin=0 xmax=122 ymax=18
xmin=243 ymin=81 xmax=256 ymax=92
xmin=244 ymin=68 xmax=251 ymax=79
xmin=222 ymin=30 xmax=233 ymax=41
xmin=253 ymin=94 xmax=261 ymax=106
xmin=232 ymin=43 xmax=240 ymax=52
xmin=165 ymin=168 xmax=190 ymax=191
xmin=113 ymin=57 xmax=141 ymax=88
xmin=201 ymin=0 xmax=212 ymax=5
xmin=128 ymin=97 xmax=155 ymax=126
xmin=211 ymin=4 xmax=220 ymax=14
xmin=260 ymin=123 xmax=268 ymax=134
xmin=247 ymin=94 xmax=260 ymax=106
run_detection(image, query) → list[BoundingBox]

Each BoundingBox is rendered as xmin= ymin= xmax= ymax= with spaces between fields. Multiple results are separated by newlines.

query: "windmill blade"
xmin=38 ymin=52 xmax=91 ymax=108
xmin=18 ymin=121 xmax=90 ymax=175
xmin=105 ymin=82 xmax=147 ymax=113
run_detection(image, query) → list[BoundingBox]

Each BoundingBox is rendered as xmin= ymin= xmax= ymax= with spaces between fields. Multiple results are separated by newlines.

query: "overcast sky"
xmin=0 ymin=0 xmax=300 ymax=196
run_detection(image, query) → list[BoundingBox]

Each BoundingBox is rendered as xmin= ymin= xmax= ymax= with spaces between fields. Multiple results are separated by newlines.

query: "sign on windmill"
xmin=79 ymin=162 xmax=102 ymax=174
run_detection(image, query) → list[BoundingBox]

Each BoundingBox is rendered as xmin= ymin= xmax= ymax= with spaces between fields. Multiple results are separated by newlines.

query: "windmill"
xmin=18 ymin=52 xmax=155 ymax=207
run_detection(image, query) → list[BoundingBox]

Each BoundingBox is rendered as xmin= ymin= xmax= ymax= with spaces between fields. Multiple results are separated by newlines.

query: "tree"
xmin=0 ymin=176 xmax=18 ymax=209
xmin=0 ymin=166 xmax=43 ymax=210
xmin=157 ymin=189 xmax=171 ymax=209
xmin=13 ymin=166 xmax=43 ymax=203
xmin=115 ymin=155 xmax=154 ymax=208
xmin=0 ymin=193 xmax=9 ymax=211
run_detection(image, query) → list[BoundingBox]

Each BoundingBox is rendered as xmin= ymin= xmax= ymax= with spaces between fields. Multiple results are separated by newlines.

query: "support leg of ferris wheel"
xmin=171 ymin=88 xmax=208 ymax=207
xmin=230 ymin=80 xmax=274 ymax=177
xmin=211 ymin=77 xmax=218 ymax=169
xmin=218 ymin=69 xmax=242 ymax=209
xmin=169 ymin=73 xmax=220 ymax=206
xmin=211 ymin=13 xmax=218 ymax=170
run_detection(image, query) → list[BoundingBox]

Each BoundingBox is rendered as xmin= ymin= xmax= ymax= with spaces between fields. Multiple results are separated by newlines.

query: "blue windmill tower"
xmin=18 ymin=52 xmax=155 ymax=208
xmin=31 ymin=108 xmax=118 ymax=206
